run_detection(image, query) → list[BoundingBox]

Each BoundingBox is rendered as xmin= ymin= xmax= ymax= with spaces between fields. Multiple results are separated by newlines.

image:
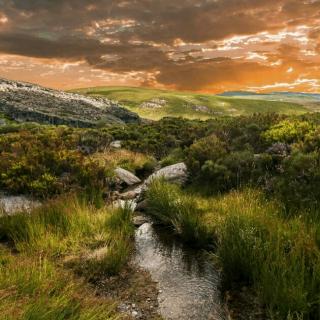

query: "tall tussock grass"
xmin=146 ymin=179 xmax=215 ymax=248
xmin=214 ymin=190 xmax=320 ymax=320
xmin=80 ymin=204 xmax=134 ymax=278
xmin=0 ymin=196 xmax=133 ymax=262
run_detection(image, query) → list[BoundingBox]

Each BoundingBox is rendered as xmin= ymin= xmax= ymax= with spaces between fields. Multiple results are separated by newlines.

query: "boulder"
xmin=0 ymin=194 xmax=41 ymax=215
xmin=110 ymin=140 xmax=122 ymax=149
xmin=115 ymin=168 xmax=141 ymax=186
xmin=135 ymin=199 xmax=148 ymax=212
xmin=145 ymin=162 xmax=188 ymax=186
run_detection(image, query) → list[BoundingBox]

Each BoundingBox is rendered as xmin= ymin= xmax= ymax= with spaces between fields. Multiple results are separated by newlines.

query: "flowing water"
xmin=134 ymin=222 xmax=226 ymax=320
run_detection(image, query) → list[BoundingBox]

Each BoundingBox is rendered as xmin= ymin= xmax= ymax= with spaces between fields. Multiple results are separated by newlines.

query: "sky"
xmin=0 ymin=0 xmax=320 ymax=93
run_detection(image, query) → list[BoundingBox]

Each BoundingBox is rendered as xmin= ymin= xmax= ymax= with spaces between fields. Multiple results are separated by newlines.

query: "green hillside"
xmin=73 ymin=86 xmax=309 ymax=120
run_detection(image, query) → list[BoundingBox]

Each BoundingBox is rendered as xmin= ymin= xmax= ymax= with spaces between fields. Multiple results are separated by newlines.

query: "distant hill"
xmin=218 ymin=91 xmax=320 ymax=113
xmin=218 ymin=91 xmax=260 ymax=96
xmin=0 ymin=78 xmax=141 ymax=127
xmin=72 ymin=86 xmax=311 ymax=121
xmin=220 ymin=91 xmax=320 ymax=100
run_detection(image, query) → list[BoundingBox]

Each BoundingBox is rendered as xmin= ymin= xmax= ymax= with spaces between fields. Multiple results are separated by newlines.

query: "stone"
xmin=119 ymin=190 xmax=140 ymax=200
xmin=135 ymin=199 xmax=148 ymax=212
xmin=110 ymin=140 xmax=122 ymax=149
xmin=145 ymin=162 xmax=188 ymax=186
xmin=140 ymin=98 xmax=167 ymax=109
xmin=133 ymin=214 xmax=150 ymax=226
xmin=119 ymin=185 xmax=144 ymax=200
xmin=0 ymin=194 xmax=41 ymax=215
xmin=115 ymin=168 xmax=141 ymax=186
xmin=131 ymin=311 xmax=138 ymax=317
xmin=267 ymin=142 xmax=291 ymax=157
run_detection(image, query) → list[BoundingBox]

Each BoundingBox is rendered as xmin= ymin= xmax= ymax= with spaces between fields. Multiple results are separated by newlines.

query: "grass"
xmin=0 ymin=196 xmax=135 ymax=319
xmin=72 ymin=86 xmax=308 ymax=120
xmin=213 ymin=191 xmax=320 ymax=319
xmin=0 ymin=247 xmax=119 ymax=320
xmin=145 ymin=180 xmax=215 ymax=248
xmin=145 ymin=181 xmax=320 ymax=319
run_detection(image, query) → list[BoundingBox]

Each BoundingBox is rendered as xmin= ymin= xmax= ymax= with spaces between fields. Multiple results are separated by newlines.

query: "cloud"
xmin=0 ymin=0 xmax=320 ymax=91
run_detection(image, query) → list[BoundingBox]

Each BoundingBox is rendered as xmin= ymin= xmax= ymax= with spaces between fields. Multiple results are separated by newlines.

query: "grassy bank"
xmin=145 ymin=181 xmax=320 ymax=319
xmin=0 ymin=196 xmax=134 ymax=319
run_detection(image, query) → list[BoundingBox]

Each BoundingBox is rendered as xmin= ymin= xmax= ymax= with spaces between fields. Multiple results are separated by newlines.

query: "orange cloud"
xmin=0 ymin=0 xmax=319 ymax=92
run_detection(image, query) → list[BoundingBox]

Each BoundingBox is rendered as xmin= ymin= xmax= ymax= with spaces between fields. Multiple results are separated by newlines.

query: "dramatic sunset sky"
xmin=0 ymin=0 xmax=320 ymax=92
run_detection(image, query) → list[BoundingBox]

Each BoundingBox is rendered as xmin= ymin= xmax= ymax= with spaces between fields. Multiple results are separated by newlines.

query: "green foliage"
xmin=263 ymin=119 xmax=316 ymax=143
xmin=273 ymin=151 xmax=320 ymax=210
xmin=0 ymin=126 xmax=112 ymax=198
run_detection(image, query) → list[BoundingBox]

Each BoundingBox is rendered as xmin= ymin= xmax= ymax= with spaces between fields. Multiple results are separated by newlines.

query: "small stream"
xmin=134 ymin=222 xmax=226 ymax=320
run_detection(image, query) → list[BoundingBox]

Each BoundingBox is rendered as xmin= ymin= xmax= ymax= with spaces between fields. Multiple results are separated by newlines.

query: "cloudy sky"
xmin=0 ymin=0 xmax=320 ymax=92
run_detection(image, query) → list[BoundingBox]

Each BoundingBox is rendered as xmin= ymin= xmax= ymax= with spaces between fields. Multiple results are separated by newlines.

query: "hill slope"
xmin=73 ymin=86 xmax=310 ymax=120
xmin=0 ymin=79 xmax=141 ymax=127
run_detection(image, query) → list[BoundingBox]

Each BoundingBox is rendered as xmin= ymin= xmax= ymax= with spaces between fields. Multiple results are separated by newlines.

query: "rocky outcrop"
xmin=145 ymin=162 xmax=188 ymax=186
xmin=115 ymin=168 xmax=141 ymax=186
xmin=0 ymin=78 xmax=140 ymax=127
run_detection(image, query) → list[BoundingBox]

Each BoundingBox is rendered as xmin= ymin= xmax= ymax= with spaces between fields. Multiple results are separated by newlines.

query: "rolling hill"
xmin=73 ymin=86 xmax=314 ymax=120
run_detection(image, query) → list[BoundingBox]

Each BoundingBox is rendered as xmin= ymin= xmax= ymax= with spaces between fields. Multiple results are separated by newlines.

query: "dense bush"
xmin=183 ymin=113 xmax=320 ymax=211
xmin=0 ymin=127 xmax=111 ymax=198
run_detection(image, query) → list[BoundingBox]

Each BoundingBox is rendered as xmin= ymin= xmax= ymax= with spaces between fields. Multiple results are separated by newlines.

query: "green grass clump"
xmin=0 ymin=196 xmax=134 ymax=273
xmin=212 ymin=190 xmax=320 ymax=319
xmin=146 ymin=180 xmax=214 ymax=248
xmin=0 ymin=247 xmax=118 ymax=320
xmin=82 ymin=205 xmax=134 ymax=277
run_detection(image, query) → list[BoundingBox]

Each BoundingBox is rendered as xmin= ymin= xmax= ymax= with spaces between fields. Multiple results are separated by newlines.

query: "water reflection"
xmin=134 ymin=223 xmax=225 ymax=320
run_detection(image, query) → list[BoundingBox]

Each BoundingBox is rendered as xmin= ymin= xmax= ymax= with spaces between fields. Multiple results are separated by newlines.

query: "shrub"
xmin=263 ymin=120 xmax=315 ymax=144
xmin=272 ymin=151 xmax=320 ymax=211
